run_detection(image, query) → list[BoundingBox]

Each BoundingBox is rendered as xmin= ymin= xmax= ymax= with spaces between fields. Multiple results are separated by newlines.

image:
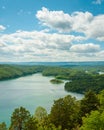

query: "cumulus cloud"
xmin=0 ymin=30 xmax=86 ymax=61
xmin=0 ymin=7 xmax=104 ymax=62
xmin=0 ymin=29 xmax=103 ymax=62
xmin=70 ymin=43 xmax=100 ymax=53
xmin=36 ymin=7 xmax=72 ymax=32
xmin=0 ymin=25 xmax=6 ymax=31
xmin=36 ymin=7 xmax=93 ymax=33
xmin=86 ymin=15 xmax=104 ymax=40
xmin=36 ymin=7 xmax=104 ymax=41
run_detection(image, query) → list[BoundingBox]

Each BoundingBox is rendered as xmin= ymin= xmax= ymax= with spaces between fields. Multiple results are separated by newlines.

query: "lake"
xmin=0 ymin=73 xmax=83 ymax=126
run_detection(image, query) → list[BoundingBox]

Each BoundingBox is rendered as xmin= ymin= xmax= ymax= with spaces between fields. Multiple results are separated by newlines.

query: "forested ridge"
xmin=0 ymin=65 xmax=45 ymax=80
xmin=1 ymin=90 xmax=104 ymax=130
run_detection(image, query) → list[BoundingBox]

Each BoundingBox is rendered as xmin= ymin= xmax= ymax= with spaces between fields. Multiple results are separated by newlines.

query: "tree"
xmin=98 ymin=90 xmax=104 ymax=110
xmin=24 ymin=117 xmax=38 ymax=130
xmin=79 ymin=90 xmax=99 ymax=118
xmin=0 ymin=122 xmax=7 ymax=130
xmin=49 ymin=95 xmax=80 ymax=130
xmin=80 ymin=110 xmax=104 ymax=130
xmin=34 ymin=106 xmax=50 ymax=128
xmin=9 ymin=107 xmax=31 ymax=130
xmin=38 ymin=124 xmax=61 ymax=130
xmin=34 ymin=106 xmax=47 ymax=122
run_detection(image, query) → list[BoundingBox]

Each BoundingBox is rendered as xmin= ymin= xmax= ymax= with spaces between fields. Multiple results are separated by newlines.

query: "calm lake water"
xmin=0 ymin=73 xmax=83 ymax=126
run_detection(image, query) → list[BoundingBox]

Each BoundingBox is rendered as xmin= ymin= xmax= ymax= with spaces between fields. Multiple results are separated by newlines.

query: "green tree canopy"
xmin=0 ymin=122 xmax=7 ymax=130
xmin=79 ymin=90 xmax=99 ymax=117
xmin=24 ymin=117 xmax=38 ymax=130
xmin=34 ymin=106 xmax=47 ymax=122
xmin=80 ymin=110 xmax=104 ymax=130
xmin=98 ymin=90 xmax=104 ymax=110
xmin=9 ymin=107 xmax=31 ymax=130
xmin=49 ymin=95 xmax=80 ymax=130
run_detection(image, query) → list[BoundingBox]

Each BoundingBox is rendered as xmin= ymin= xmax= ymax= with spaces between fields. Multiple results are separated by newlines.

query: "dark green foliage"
xmin=49 ymin=95 xmax=80 ymax=130
xmin=79 ymin=90 xmax=104 ymax=129
xmin=24 ymin=117 xmax=38 ymax=130
xmin=42 ymin=66 xmax=70 ymax=79
xmin=50 ymin=79 xmax=64 ymax=84
xmin=0 ymin=122 xmax=7 ymax=130
xmin=65 ymin=73 xmax=104 ymax=94
xmin=79 ymin=90 xmax=100 ymax=123
xmin=0 ymin=65 xmax=45 ymax=81
xmin=98 ymin=90 xmax=104 ymax=111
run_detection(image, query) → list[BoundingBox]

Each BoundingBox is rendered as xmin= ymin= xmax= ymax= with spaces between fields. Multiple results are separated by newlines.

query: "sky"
xmin=0 ymin=0 xmax=104 ymax=62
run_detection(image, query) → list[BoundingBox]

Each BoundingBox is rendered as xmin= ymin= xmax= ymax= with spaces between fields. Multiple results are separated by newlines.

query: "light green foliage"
xmin=0 ymin=122 xmax=7 ymax=130
xmin=50 ymin=95 xmax=80 ymax=130
xmin=34 ymin=106 xmax=47 ymax=122
xmin=9 ymin=107 xmax=31 ymax=130
xmin=34 ymin=107 xmax=62 ymax=130
xmin=80 ymin=110 xmax=104 ymax=130
xmin=38 ymin=124 xmax=61 ymax=130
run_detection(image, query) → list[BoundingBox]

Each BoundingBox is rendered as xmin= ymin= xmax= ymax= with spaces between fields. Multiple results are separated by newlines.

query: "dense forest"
xmin=0 ymin=90 xmax=104 ymax=130
xmin=65 ymin=73 xmax=104 ymax=94
xmin=0 ymin=65 xmax=45 ymax=80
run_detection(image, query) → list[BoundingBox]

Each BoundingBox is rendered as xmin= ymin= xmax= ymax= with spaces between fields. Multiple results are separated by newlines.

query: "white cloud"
xmin=86 ymin=15 xmax=104 ymax=40
xmin=92 ymin=0 xmax=103 ymax=4
xmin=0 ymin=7 xmax=104 ymax=62
xmin=96 ymin=50 xmax=104 ymax=58
xmin=71 ymin=11 xmax=93 ymax=32
xmin=36 ymin=7 xmax=104 ymax=41
xmin=0 ymin=30 xmax=86 ymax=61
xmin=36 ymin=7 xmax=93 ymax=33
xmin=0 ymin=29 xmax=103 ymax=62
xmin=36 ymin=7 xmax=72 ymax=32
xmin=0 ymin=25 xmax=6 ymax=31
xmin=70 ymin=43 xmax=100 ymax=53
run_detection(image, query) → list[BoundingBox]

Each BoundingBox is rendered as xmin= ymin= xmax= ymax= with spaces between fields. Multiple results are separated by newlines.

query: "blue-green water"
xmin=0 ymin=73 xmax=83 ymax=126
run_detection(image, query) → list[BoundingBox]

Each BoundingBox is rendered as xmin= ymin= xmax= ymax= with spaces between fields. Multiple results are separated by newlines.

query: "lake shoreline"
xmin=0 ymin=73 xmax=83 ymax=126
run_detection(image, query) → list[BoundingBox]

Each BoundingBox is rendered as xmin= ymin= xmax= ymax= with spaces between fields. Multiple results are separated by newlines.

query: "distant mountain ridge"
xmin=0 ymin=61 xmax=104 ymax=66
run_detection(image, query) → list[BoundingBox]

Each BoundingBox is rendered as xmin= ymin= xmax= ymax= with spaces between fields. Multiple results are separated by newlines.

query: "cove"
xmin=0 ymin=73 xmax=83 ymax=126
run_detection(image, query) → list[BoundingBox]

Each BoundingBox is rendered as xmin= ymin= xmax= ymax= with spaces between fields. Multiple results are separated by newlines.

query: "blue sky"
xmin=0 ymin=0 xmax=104 ymax=62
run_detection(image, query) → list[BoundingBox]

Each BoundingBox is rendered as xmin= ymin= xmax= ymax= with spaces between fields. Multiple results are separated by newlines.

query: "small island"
xmin=50 ymin=78 xmax=64 ymax=84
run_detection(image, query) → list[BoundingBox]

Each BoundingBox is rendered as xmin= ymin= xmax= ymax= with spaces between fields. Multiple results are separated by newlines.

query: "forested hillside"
xmin=0 ymin=65 xmax=44 ymax=80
